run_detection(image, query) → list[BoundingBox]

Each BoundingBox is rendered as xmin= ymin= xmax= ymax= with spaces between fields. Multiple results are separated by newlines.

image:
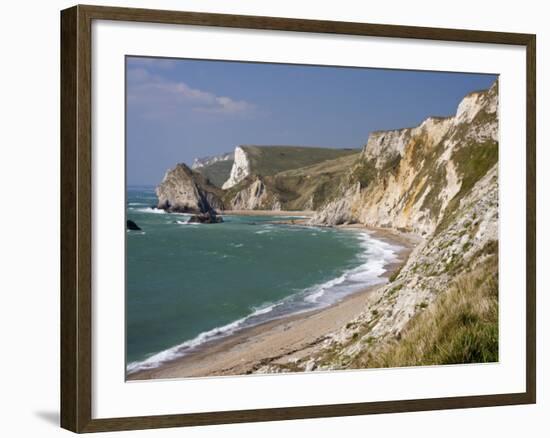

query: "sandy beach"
xmin=128 ymin=224 xmax=418 ymax=381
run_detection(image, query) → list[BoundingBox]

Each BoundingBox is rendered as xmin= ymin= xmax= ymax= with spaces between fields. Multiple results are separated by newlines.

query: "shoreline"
xmin=217 ymin=209 xmax=314 ymax=217
xmin=127 ymin=220 xmax=418 ymax=381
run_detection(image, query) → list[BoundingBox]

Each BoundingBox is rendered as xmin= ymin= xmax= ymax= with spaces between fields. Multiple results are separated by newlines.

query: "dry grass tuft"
xmin=359 ymin=252 xmax=498 ymax=368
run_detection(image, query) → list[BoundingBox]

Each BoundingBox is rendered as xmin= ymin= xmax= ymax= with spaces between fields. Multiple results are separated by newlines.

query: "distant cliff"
xmin=192 ymin=151 xmax=234 ymax=169
xmin=220 ymin=146 xmax=360 ymax=210
xmin=156 ymin=163 xmax=224 ymax=213
xmin=221 ymin=145 xmax=358 ymax=190
xmin=192 ymin=152 xmax=234 ymax=188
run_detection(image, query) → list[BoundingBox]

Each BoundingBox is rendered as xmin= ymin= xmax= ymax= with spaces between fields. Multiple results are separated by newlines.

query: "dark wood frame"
xmin=61 ymin=4 xmax=536 ymax=433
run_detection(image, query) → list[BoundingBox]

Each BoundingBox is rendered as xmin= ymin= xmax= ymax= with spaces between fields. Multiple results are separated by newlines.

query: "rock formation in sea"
xmin=126 ymin=219 xmax=141 ymax=231
xmin=156 ymin=163 xmax=224 ymax=214
xmin=188 ymin=211 xmax=224 ymax=224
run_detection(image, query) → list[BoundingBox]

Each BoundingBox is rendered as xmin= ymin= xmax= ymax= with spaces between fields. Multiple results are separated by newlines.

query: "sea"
xmin=126 ymin=186 xmax=400 ymax=373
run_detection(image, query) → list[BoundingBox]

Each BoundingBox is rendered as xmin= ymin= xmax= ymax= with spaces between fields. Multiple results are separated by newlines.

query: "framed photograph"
xmin=60 ymin=4 xmax=536 ymax=433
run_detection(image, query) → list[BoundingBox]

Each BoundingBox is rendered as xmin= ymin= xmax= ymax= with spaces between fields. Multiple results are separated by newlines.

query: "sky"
xmin=126 ymin=56 xmax=497 ymax=185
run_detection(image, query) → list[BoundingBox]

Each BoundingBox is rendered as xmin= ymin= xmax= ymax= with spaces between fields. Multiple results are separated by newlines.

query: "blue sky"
xmin=126 ymin=57 xmax=497 ymax=185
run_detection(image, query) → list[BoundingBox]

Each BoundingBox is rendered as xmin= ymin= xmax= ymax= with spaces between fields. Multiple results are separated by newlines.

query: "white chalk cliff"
xmin=310 ymin=81 xmax=499 ymax=236
xmin=222 ymin=146 xmax=251 ymax=189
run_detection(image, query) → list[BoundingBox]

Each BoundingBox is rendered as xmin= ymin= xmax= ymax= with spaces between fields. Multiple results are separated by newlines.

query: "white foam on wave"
xmin=250 ymin=302 xmax=277 ymax=316
xmin=175 ymin=219 xmax=200 ymax=226
xmin=135 ymin=207 xmax=166 ymax=214
xmin=302 ymin=232 xmax=400 ymax=304
xmin=127 ymin=231 xmax=401 ymax=374
xmin=127 ymin=300 xmax=284 ymax=373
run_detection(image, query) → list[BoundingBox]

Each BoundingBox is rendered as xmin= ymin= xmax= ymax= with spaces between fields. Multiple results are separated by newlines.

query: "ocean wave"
xmin=126 ymin=231 xmax=401 ymax=374
xmin=126 ymin=230 xmax=146 ymax=235
xmin=175 ymin=219 xmax=201 ymax=226
xmin=127 ymin=302 xmax=282 ymax=374
xmin=134 ymin=207 xmax=196 ymax=217
xmin=135 ymin=207 xmax=166 ymax=214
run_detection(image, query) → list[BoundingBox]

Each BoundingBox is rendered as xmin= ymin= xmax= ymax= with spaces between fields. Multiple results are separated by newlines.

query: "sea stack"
xmin=156 ymin=163 xmax=224 ymax=215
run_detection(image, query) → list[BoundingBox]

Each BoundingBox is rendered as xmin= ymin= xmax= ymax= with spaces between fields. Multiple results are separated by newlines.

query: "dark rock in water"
xmin=127 ymin=219 xmax=142 ymax=231
xmin=188 ymin=211 xmax=224 ymax=224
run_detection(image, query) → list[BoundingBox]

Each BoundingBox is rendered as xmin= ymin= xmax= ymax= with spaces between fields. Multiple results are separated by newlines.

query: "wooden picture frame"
xmin=60 ymin=4 xmax=536 ymax=433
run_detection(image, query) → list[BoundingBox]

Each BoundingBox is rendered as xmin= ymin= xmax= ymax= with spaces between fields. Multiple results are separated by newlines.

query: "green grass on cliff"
xmin=269 ymin=152 xmax=361 ymax=210
xmin=194 ymin=159 xmax=234 ymax=187
xmin=242 ymin=145 xmax=359 ymax=177
xmin=222 ymin=151 xmax=361 ymax=210
xmin=363 ymin=252 xmax=499 ymax=368
xmin=435 ymin=140 xmax=498 ymax=235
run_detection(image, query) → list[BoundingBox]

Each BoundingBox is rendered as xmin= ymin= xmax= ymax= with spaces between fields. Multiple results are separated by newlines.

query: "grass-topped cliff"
xmin=239 ymin=145 xmax=358 ymax=178
xmin=221 ymin=152 xmax=361 ymax=210
xmin=193 ymin=159 xmax=234 ymax=188
xmin=250 ymin=80 xmax=500 ymax=373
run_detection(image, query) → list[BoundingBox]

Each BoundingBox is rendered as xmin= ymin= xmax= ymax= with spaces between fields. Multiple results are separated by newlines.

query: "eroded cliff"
xmin=156 ymin=163 xmax=224 ymax=213
xmin=311 ymin=81 xmax=498 ymax=236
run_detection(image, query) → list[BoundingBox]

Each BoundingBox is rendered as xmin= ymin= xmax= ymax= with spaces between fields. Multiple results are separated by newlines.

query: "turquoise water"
xmin=126 ymin=186 xmax=398 ymax=373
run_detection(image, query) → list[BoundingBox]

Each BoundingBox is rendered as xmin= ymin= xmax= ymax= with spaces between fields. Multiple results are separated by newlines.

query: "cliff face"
xmin=156 ymin=163 xmax=224 ymax=213
xmin=257 ymin=164 xmax=498 ymax=374
xmin=222 ymin=146 xmax=250 ymax=189
xmin=228 ymin=177 xmax=282 ymax=210
xmin=311 ymin=81 xmax=498 ymax=236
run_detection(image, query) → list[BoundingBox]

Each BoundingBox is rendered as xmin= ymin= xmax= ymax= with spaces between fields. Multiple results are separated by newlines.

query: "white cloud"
xmin=127 ymin=67 xmax=256 ymax=118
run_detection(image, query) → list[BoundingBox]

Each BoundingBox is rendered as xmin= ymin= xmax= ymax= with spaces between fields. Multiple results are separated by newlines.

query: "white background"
xmin=0 ymin=0 xmax=547 ymax=436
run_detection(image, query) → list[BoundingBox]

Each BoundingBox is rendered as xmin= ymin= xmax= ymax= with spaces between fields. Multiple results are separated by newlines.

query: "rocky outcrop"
xmin=156 ymin=163 xmax=224 ymax=213
xmin=126 ymin=219 xmax=141 ymax=231
xmin=188 ymin=211 xmax=224 ymax=224
xmin=222 ymin=146 xmax=250 ymax=189
xmin=310 ymin=80 xmax=498 ymax=236
xmin=229 ymin=177 xmax=281 ymax=210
